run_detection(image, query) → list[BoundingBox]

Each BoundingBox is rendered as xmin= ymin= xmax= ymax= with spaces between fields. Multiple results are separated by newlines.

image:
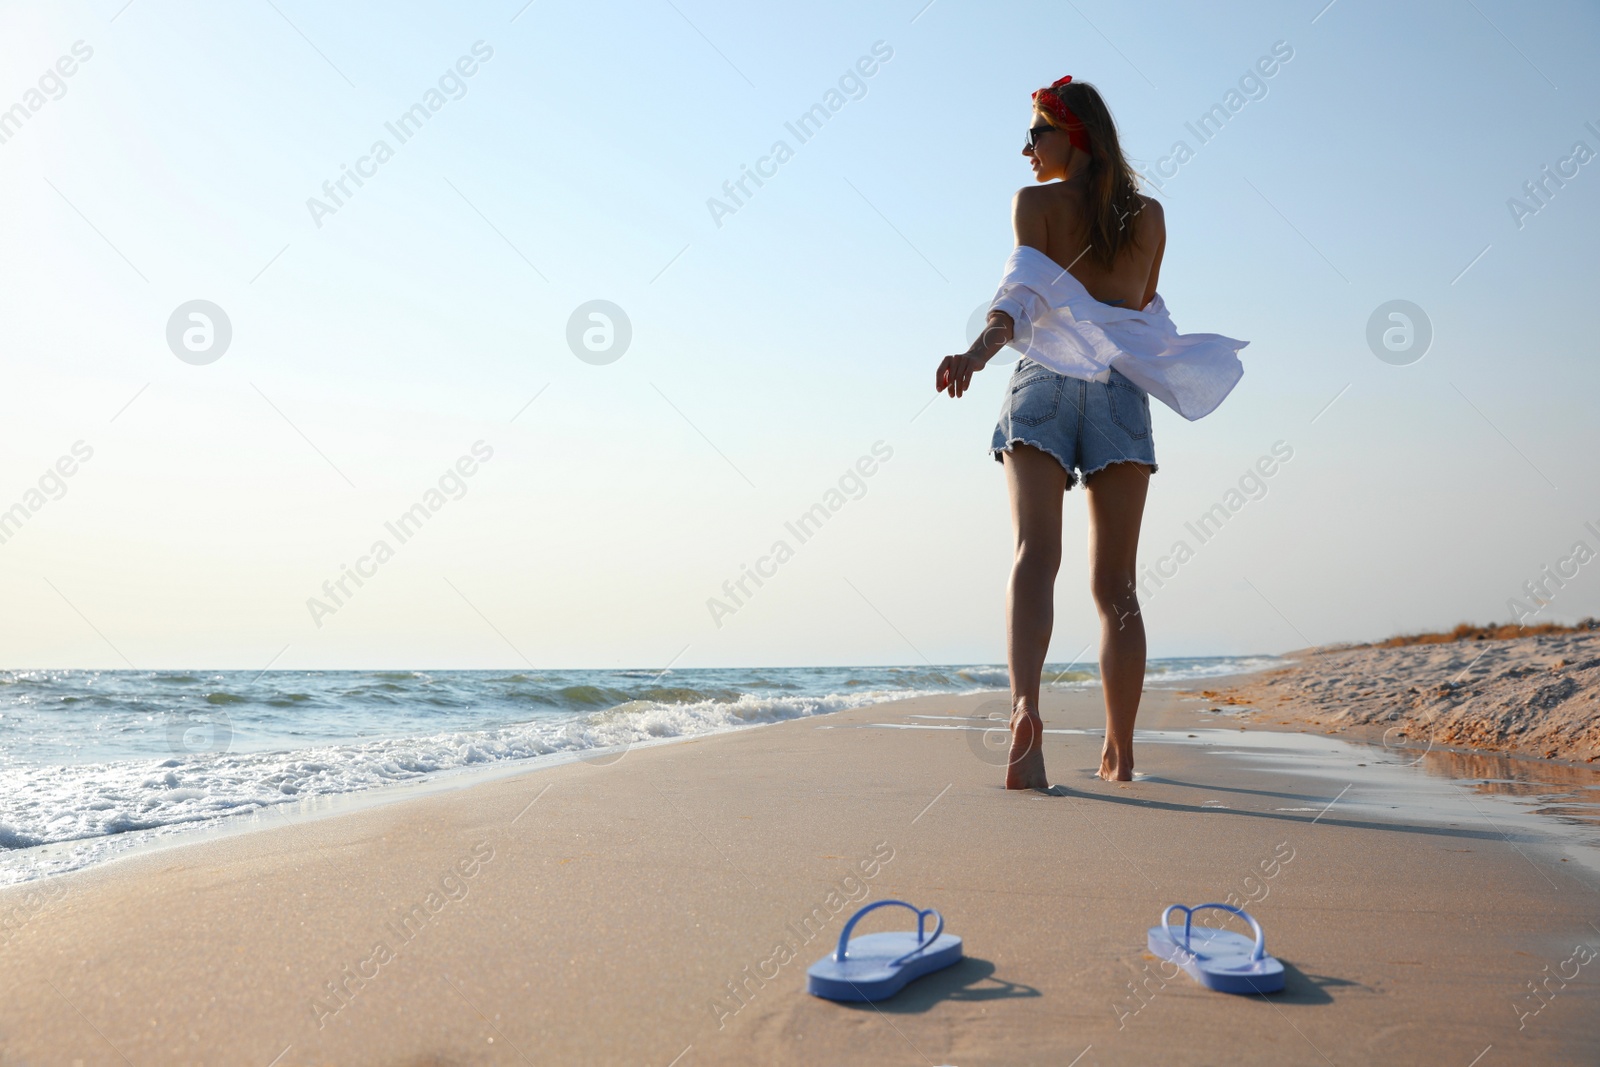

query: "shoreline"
xmin=10 ymin=638 xmax=1597 ymax=897
xmin=1 ymin=685 xmax=1595 ymax=1063
xmin=14 ymin=642 xmax=1598 ymax=894
xmin=0 ymin=660 xmax=1279 ymax=889
xmin=0 ymin=733 xmax=664 ymax=889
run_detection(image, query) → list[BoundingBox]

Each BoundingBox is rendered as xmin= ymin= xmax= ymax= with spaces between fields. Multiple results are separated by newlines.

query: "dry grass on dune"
xmin=1353 ymin=619 xmax=1598 ymax=649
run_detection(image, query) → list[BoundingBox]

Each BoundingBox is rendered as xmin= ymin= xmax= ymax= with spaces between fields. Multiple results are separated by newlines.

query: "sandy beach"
xmin=1207 ymin=628 xmax=1600 ymax=764
xmin=1 ymin=674 xmax=1597 ymax=1065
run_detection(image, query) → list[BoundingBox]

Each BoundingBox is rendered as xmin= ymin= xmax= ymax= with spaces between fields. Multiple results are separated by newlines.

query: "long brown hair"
xmin=1034 ymin=78 xmax=1145 ymax=271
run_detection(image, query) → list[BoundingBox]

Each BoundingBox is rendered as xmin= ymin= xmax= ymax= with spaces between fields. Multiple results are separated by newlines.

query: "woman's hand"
xmin=937 ymin=309 xmax=1015 ymax=398
xmin=936 ymin=352 xmax=989 ymax=398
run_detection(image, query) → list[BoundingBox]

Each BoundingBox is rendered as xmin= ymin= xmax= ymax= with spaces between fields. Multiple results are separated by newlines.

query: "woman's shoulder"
xmin=1013 ymin=181 xmax=1079 ymax=206
xmin=1131 ymin=194 xmax=1165 ymax=242
xmin=1012 ymin=182 xmax=1081 ymax=233
xmin=1011 ymin=183 xmax=1061 ymax=214
xmin=1132 ymin=193 xmax=1164 ymax=223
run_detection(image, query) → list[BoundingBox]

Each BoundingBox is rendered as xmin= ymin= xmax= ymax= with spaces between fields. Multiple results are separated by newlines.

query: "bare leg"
xmin=1084 ymin=461 xmax=1150 ymax=781
xmin=1002 ymin=445 xmax=1066 ymax=790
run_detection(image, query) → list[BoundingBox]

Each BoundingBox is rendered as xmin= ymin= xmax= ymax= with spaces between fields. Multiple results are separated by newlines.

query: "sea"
xmin=0 ymin=657 xmax=1277 ymax=885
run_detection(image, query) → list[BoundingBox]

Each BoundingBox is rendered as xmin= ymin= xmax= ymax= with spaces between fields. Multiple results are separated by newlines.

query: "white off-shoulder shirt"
xmin=988 ymin=245 xmax=1247 ymax=421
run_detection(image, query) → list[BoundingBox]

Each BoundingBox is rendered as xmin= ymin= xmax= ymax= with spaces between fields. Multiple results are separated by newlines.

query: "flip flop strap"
xmin=1160 ymin=902 xmax=1266 ymax=962
xmin=833 ymin=899 xmax=945 ymax=967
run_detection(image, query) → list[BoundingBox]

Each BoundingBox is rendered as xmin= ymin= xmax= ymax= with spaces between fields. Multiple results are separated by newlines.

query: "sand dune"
xmin=1205 ymin=629 xmax=1600 ymax=763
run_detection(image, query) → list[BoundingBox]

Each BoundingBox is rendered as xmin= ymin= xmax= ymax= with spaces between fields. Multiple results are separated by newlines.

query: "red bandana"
xmin=1031 ymin=75 xmax=1091 ymax=154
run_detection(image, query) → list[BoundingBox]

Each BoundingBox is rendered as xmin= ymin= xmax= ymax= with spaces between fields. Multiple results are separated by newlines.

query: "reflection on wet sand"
xmin=1399 ymin=745 xmax=1600 ymax=830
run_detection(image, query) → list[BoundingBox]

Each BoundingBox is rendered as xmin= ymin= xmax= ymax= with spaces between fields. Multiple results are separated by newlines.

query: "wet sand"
xmin=1 ymin=685 xmax=1597 ymax=1065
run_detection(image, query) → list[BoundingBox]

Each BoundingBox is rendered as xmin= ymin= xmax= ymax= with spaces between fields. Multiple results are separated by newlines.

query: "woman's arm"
xmin=970 ymin=309 xmax=1015 ymax=361
xmin=936 ymin=308 xmax=1013 ymax=398
xmin=936 ymin=191 xmax=1045 ymax=398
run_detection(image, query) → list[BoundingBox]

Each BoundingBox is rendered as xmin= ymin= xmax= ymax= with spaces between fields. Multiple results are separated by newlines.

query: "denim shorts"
xmin=990 ymin=359 xmax=1158 ymax=488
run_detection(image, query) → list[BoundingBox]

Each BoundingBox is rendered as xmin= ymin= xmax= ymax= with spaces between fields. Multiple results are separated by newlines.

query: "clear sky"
xmin=1 ymin=0 xmax=1596 ymax=670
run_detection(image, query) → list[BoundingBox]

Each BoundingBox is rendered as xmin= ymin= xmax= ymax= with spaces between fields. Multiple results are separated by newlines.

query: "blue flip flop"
xmin=1146 ymin=903 xmax=1286 ymax=994
xmin=806 ymin=899 xmax=964 ymax=1002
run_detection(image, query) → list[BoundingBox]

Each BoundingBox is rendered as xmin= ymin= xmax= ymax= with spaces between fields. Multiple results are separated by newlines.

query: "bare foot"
xmin=1006 ymin=704 xmax=1050 ymax=790
xmin=1097 ymin=746 xmax=1134 ymax=782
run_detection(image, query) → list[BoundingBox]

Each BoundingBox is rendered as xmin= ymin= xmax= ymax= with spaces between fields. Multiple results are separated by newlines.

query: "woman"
xmin=936 ymin=76 xmax=1244 ymax=790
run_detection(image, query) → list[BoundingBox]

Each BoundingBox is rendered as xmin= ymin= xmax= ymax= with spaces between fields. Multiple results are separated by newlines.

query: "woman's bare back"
xmin=1013 ymin=183 xmax=1166 ymax=310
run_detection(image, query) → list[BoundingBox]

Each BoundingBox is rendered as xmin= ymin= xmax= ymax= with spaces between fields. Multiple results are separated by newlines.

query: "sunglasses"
xmin=1025 ymin=123 xmax=1056 ymax=151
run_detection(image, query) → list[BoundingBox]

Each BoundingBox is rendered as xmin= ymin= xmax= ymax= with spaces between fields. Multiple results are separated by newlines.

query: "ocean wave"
xmin=0 ymin=657 xmax=1281 ymax=885
xmin=0 ymin=686 xmax=954 ymax=883
xmin=955 ymin=667 xmax=1010 ymax=687
xmin=1146 ymin=656 xmax=1283 ymax=681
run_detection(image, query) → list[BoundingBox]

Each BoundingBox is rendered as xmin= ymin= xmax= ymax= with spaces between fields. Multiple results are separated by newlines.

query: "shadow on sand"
xmin=835 ymin=956 xmax=1040 ymax=1013
xmin=832 ymin=955 xmax=1354 ymax=1014
xmin=1040 ymin=782 xmax=1547 ymax=846
xmin=1267 ymin=962 xmax=1366 ymax=1004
